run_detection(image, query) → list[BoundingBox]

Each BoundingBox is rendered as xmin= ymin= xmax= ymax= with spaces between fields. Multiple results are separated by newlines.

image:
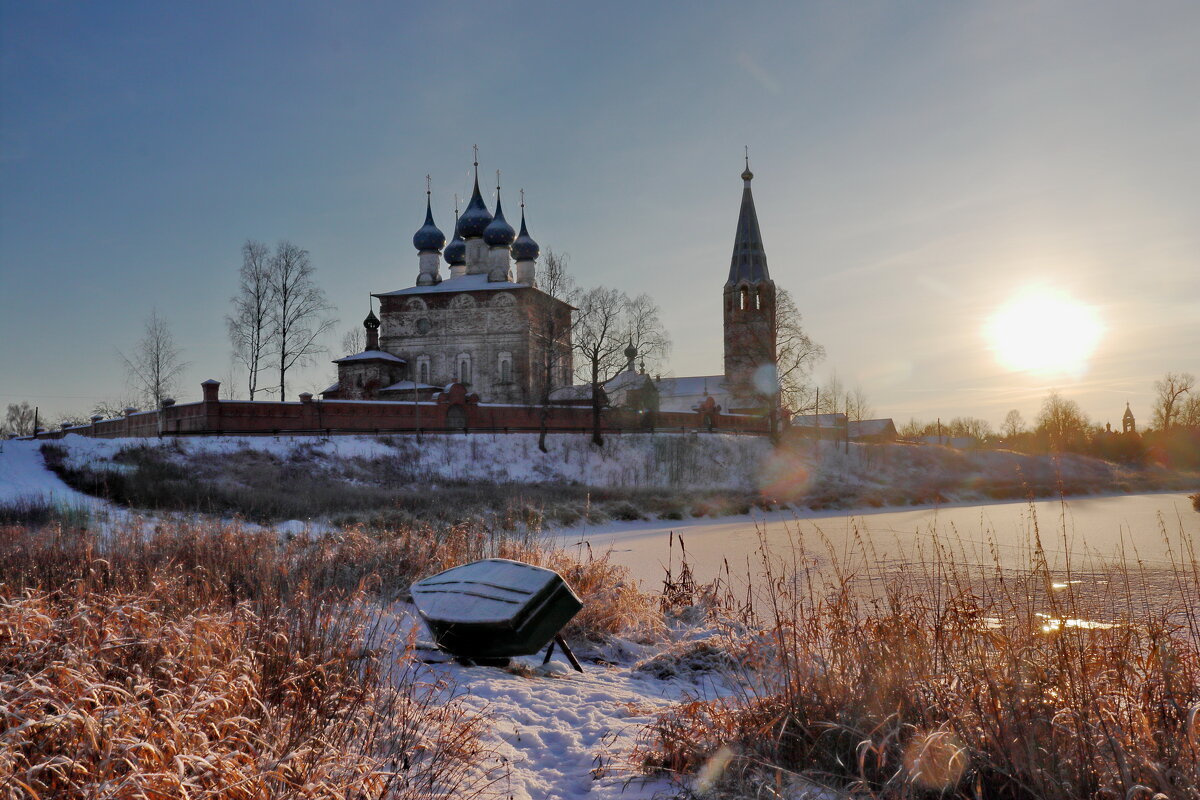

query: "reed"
xmin=638 ymin=508 xmax=1200 ymax=799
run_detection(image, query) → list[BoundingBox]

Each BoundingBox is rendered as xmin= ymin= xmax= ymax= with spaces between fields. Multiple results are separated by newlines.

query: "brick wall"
xmin=32 ymin=380 xmax=771 ymax=439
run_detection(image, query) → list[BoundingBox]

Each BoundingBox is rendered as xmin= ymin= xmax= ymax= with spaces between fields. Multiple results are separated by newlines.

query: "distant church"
xmin=323 ymin=157 xmax=573 ymax=404
xmin=653 ymin=156 xmax=777 ymax=415
xmin=324 ymin=154 xmax=780 ymax=418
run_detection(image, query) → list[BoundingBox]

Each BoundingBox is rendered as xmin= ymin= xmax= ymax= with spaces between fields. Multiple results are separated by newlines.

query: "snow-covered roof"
xmin=332 ymin=349 xmax=406 ymax=364
xmin=849 ymin=418 xmax=897 ymax=438
xmin=321 ymin=381 xmax=340 ymax=395
xmin=791 ymin=413 xmax=848 ymax=429
xmin=654 ymin=375 xmax=725 ymax=398
xmin=375 ymin=273 xmax=529 ymax=297
xmin=381 ymin=379 xmax=440 ymax=393
xmin=653 ymin=375 xmax=732 ymax=412
xmin=548 ymin=384 xmax=593 ymax=402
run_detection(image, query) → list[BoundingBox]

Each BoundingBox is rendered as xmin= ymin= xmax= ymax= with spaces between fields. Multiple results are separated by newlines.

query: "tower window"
xmin=457 ymin=354 xmax=472 ymax=385
xmin=740 ymin=287 xmax=749 ymax=311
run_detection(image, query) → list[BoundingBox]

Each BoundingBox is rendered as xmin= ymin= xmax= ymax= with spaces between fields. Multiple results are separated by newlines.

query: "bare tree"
xmin=534 ymin=250 xmax=578 ymax=452
xmin=1002 ymin=409 xmax=1025 ymax=439
xmin=947 ymin=416 xmax=993 ymax=439
xmin=226 ymin=240 xmax=275 ymax=400
xmin=817 ymin=372 xmax=845 ymax=416
xmin=572 ymin=286 xmax=631 ymax=446
xmin=1179 ymin=395 xmax=1200 ymax=429
xmin=267 ymin=241 xmax=337 ymax=401
xmin=847 ymin=385 xmax=872 ymax=423
xmin=340 ymin=326 xmax=364 ymax=355
xmin=1036 ymin=390 xmax=1090 ymax=451
xmin=624 ymin=292 xmax=671 ymax=375
xmin=119 ymin=310 xmax=189 ymax=409
xmin=91 ymin=395 xmax=140 ymax=420
xmin=775 ymin=288 xmax=824 ymax=413
xmin=1152 ymin=371 xmax=1195 ymax=431
xmin=3 ymin=402 xmax=36 ymax=436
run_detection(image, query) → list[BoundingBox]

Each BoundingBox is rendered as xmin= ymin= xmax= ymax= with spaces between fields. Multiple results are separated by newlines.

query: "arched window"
xmin=418 ymin=357 xmax=431 ymax=385
xmin=457 ymin=353 xmax=471 ymax=385
xmin=498 ymin=352 xmax=512 ymax=383
xmin=740 ymin=286 xmax=749 ymax=311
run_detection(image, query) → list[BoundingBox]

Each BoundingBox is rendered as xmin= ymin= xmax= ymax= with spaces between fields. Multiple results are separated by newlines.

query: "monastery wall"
xmin=32 ymin=380 xmax=770 ymax=440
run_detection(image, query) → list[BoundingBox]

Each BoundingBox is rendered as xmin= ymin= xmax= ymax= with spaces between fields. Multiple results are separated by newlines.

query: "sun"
xmin=984 ymin=287 xmax=1103 ymax=377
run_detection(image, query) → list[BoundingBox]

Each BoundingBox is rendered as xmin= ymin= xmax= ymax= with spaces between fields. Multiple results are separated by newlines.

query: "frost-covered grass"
xmin=0 ymin=516 xmax=666 ymax=799
xmin=636 ymin=514 xmax=1200 ymax=799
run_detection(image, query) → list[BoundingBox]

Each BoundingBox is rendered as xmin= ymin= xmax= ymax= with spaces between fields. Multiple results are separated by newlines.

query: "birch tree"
xmin=226 ymin=240 xmax=275 ymax=400
xmin=267 ymin=241 xmax=337 ymax=401
xmin=119 ymin=310 xmax=189 ymax=409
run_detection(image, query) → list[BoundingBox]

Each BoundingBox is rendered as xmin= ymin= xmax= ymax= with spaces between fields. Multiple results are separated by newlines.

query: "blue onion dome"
xmin=458 ymin=169 xmax=493 ymax=238
xmin=412 ymin=194 xmax=446 ymax=253
xmin=444 ymin=211 xmax=466 ymax=266
xmin=483 ymin=188 xmax=516 ymax=247
xmin=511 ymin=204 xmax=540 ymax=261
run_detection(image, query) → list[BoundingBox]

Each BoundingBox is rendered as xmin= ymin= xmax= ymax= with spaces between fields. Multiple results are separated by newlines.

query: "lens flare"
xmin=984 ymin=287 xmax=1103 ymax=378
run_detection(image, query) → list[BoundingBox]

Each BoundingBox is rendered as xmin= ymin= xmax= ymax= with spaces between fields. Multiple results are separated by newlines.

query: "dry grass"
xmin=637 ymin=511 xmax=1200 ymax=799
xmin=0 ymin=513 xmax=660 ymax=798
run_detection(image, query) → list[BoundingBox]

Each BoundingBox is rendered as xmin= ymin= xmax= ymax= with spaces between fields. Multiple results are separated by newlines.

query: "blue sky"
xmin=2 ymin=1 xmax=1198 ymax=428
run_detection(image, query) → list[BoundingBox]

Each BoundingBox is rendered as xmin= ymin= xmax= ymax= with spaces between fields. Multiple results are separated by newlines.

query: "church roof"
xmin=375 ymin=273 xmax=575 ymax=309
xmin=726 ymin=163 xmax=771 ymax=286
xmin=380 ymin=379 xmax=440 ymax=393
xmin=374 ymin=273 xmax=529 ymax=297
xmin=333 ymin=350 xmax=406 ymax=364
xmin=654 ymin=375 xmax=732 ymax=412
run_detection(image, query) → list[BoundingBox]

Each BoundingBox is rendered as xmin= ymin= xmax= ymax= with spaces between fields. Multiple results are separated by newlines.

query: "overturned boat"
xmin=411 ymin=558 xmax=583 ymax=664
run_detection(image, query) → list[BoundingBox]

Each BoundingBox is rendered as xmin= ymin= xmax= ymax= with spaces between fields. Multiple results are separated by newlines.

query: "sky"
xmin=2 ymin=1 xmax=1198 ymax=430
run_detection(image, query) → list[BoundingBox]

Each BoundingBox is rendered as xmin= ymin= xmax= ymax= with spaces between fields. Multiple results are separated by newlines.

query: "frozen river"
xmin=553 ymin=491 xmax=1200 ymax=591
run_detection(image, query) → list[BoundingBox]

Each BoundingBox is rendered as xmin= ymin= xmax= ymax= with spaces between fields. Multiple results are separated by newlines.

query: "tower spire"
xmin=728 ymin=152 xmax=769 ymax=285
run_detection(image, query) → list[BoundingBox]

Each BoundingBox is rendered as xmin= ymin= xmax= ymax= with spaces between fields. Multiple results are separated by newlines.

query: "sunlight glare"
xmin=984 ymin=287 xmax=1103 ymax=377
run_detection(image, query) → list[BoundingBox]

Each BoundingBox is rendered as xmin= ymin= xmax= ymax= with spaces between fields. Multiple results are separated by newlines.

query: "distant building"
xmin=1123 ymin=402 xmax=1136 ymax=433
xmin=788 ymin=414 xmax=896 ymax=442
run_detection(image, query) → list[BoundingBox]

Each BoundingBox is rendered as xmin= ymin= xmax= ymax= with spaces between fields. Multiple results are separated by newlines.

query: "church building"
xmin=323 ymin=157 xmax=574 ymax=404
xmin=326 ymin=153 xmax=780 ymax=421
xmin=655 ymin=156 xmax=778 ymax=415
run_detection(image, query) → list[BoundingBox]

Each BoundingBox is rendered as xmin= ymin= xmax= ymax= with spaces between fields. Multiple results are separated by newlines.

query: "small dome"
xmin=624 ymin=341 xmax=637 ymax=361
xmin=482 ymin=189 xmax=516 ymax=247
xmin=511 ymin=205 xmax=540 ymax=261
xmin=363 ymin=309 xmax=380 ymax=330
xmin=458 ymin=170 xmax=493 ymax=238
xmin=444 ymin=214 xmax=466 ymax=266
xmin=412 ymin=195 xmax=446 ymax=253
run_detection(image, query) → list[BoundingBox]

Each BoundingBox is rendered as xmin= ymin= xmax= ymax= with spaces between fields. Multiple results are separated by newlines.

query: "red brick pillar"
xmin=201 ymin=379 xmax=221 ymax=432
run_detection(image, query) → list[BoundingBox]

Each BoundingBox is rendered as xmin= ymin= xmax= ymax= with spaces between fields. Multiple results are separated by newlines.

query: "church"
xmin=322 ymin=157 xmax=573 ymax=405
xmin=322 ymin=154 xmax=779 ymax=420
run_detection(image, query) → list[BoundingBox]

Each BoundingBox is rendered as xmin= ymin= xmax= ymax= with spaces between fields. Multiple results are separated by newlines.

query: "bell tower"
xmin=723 ymin=153 xmax=777 ymax=402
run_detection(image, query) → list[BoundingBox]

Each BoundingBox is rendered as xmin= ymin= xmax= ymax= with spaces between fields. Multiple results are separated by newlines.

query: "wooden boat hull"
xmin=411 ymin=559 xmax=583 ymax=659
